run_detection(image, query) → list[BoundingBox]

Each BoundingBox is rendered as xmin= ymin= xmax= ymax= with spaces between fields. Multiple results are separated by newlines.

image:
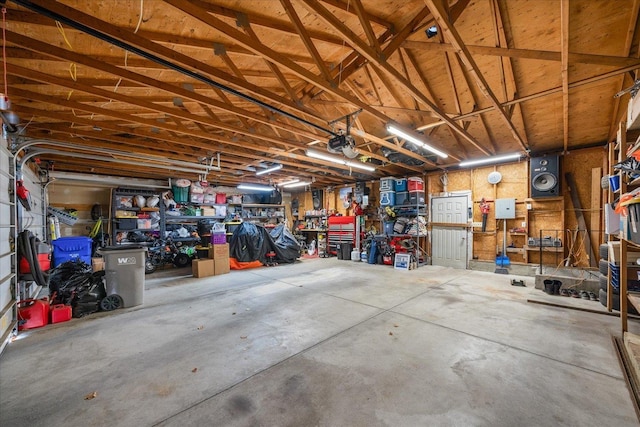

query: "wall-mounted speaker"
xmin=530 ymin=155 xmax=560 ymax=198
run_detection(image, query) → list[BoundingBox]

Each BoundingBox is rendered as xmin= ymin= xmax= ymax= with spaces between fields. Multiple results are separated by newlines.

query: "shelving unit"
xmin=523 ymin=197 xmax=565 ymax=265
xmin=241 ymin=203 xmax=285 ymax=227
xmin=110 ymin=188 xmax=164 ymax=245
xmin=164 ymin=208 xmax=226 ymax=244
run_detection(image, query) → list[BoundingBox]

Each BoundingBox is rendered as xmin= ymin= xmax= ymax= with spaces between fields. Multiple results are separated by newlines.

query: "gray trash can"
xmin=97 ymin=246 xmax=147 ymax=308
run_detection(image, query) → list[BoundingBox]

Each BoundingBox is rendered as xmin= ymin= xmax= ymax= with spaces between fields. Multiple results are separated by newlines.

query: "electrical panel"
xmin=495 ymin=198 xmax=516 ymax=219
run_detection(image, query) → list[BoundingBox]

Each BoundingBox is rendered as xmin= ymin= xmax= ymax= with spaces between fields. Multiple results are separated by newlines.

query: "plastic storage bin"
xmin=395 ymin=191 xmax=409 ymax=206
xmin=394 ymin=178 xmax=408 ymax=192
xmin=380 ymin=178 xmax=395 ymax=191
xmin=380 ymin=191 xmax=396 ymax=206
xmin=408 ymin=177 xmax=424 ymax=192
xmin=212 ymin=232 xmax=226 ymax=244
xmin=171 ymin=185 xmax=189 ymax=203
xmin=52 ymin=236 xmax=93 ymax=267
xmin=97 ymin=246 xmax=147 ymax=308
xmin=409 ymin=192 xmax=426 ymax=205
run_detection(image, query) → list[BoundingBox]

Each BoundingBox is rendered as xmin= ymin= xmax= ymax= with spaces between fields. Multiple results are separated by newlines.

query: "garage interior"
xmin=2 ymin=0 xmax=640 ymax=425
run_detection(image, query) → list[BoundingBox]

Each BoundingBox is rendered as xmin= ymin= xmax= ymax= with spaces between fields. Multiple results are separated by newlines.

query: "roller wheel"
xmin=599 ymin=259 xmax=609 ymax=275
xmin=145 ymin=259 xmax=157 ymax=274
xmin=173 ymin=253 xmax=191 ymax=268
xmin=599 ymin=244 xmax=609 ymax=261
xmin=100 ymin=294 xmax=123 ymax=311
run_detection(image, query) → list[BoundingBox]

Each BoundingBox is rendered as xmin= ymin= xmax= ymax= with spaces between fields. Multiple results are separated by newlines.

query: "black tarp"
xmin=229 ymin=222 xmax=300 ymax=264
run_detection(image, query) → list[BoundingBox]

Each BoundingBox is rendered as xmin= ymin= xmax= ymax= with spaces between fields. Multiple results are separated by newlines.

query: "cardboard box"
xmin=209 ymin=243 xmax=229 ymax=259
xmin=214 ymin=257 xmax=230 ymax=275
xmin=192 ymin=259 xmax=215 ymax=278
xmin=91 ymin=257 xmax=105 ymax=272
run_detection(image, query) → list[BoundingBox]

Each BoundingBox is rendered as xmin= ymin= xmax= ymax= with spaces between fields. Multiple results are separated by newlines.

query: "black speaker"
xmin=530 ymin=155 xmax=560 ymax=198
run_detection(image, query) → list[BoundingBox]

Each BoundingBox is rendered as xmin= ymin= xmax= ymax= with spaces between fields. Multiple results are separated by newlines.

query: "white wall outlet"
xmin=472 ymin=221 xmax=483 ymax=228
xmin=526 ymin=203 xmax=532 ymax=210
xmin=521 ymin=221 xmax=527 ymax=228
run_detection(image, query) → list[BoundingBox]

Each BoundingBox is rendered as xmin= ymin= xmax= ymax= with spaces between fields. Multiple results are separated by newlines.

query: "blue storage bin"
xmin=380 ymin=178 xmax=395 ymax=192
xmin=394 ymin=178 xmax=407 ymax=192
xmin=380 ymin=191 xmax=395 ymax=206
xmin=52 ymin=236 xmax=93 ymax=267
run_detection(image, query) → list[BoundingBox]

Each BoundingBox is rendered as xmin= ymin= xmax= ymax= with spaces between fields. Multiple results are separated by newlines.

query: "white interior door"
xmin=431 ymin=195 xmax=469 ymax=269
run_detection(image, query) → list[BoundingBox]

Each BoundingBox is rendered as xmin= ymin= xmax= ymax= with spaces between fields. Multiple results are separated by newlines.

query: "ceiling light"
xmin=237 ymin=183 xmax=274 ymax=192
xmin=279 ymin=179 xmax=300 ymax=186
xmin=426 ymin=26 xmax=438 ymax=39
xmin=282 ymin=181 xmax=311 ymax=188
xmin=458 ymin=153 xmax=523 ymax=168
xmin=255 ymin=164 xmax=283 ymax=176
xmin=386 ymin=124 xmax=448 ymax=158
xmin=306 ymin=149 xmax=375 ymax=172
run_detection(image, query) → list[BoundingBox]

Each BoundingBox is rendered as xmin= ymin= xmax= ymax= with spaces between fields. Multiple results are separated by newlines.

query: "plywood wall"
xmin=268 ymin=147 xmax=605 ymax=267
xmin=47 ymin=182 xmax=111 ymax=237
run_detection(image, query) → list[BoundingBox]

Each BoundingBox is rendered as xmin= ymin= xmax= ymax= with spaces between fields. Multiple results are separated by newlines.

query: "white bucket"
xmin=351 ymin=250 xmax=361 ymax=261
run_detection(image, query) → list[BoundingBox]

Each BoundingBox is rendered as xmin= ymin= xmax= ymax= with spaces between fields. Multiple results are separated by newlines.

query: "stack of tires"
xmin=598 ymin=243 xmax=639 ymax=314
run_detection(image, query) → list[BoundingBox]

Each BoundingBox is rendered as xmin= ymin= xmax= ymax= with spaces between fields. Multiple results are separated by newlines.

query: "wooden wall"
xmin=47 ymin=182 xmax=111 ymax=238
xmin=289 ymin=147 xmax=605 ymax=267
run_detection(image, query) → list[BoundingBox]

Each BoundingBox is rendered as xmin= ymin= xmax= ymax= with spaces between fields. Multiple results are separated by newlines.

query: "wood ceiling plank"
xmin=350 ymin=0 xmax=383 ymax=57
xmin=8 ymin=31 xmax=335 ymax=145
xmin=606 ymin=0 xmax=640 ymax=143
xmin=403 ymin=48 xmax=469 ymax=158
xmin=318 ymin=0 xmax=394 ymax=30
xmin=279 ymin=0 xmax=334 ymax=83
xmin=166 ymin=0 xmax=432 ymax=165
xmin=14 ymin=2 xmax=328 ymax=125
xmin=425 ymin=0 xmax=527 ymax=153
xmin=299 ymin=0 xmax=489 ymax=156
xmin=402 ymin=40 xmax=640 ymax=68
xmin=15 ymin=102 xmax=380 ymax=181
xmin=7 ymin=63 xmax=304 ymax=150
xmin=363 ymin=64 xmax=383 ymax=106
xmin=561 ymin=0 xmax=570 ymax=153
xmin=493 ymin=0 xmax=529 ymax=149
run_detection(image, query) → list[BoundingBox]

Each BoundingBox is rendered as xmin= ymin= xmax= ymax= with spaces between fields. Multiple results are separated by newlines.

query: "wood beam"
xmin=561 ymin=0 xmax=570 ymax=153
xmin=606 ymin=0 xmax=640 ymax=144
xmin=12 ymin=2 xmax=327 ymax=124
xmin=425 ymin=0 xmax=527 ymax=152
xmin=7 ymin=31 xmax=331 ymax=143
xmin=299 ymin=0 xmax=490 ymax=156
xmin=494 ymin=0 xmax=529 ymax=148
xmin=279 ymin=0 xmax=334 ymax=83
xmin=165 ymin=0 xmax=433 ymax=165
xmin=402 ymin=40 xmax=640 ymax=68
xmin=351 ymin=0 xmax=383 ymax=58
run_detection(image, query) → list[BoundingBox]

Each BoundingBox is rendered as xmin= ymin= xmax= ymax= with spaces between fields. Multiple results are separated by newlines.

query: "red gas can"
xmin=18 ymin=299 xmax=50 ymax=330
xmin=50 ymin=304 xmax=72 ymax=324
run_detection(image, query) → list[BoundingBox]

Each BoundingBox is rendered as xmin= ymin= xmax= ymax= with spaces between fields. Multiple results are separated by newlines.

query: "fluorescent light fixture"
xmin=256 ymin=164 xmax=283 ymax=176
xmin=237 ymin=183 xmax=274 ymax=192
xmin=282 ymin=181 xmax=311 ymax=188
xmin=458 ymin=153 xmax=523 ymax=168
xmin=279 ymin=179 xmax=300 ymax=186
xmin=306 ymin=149 xmax=375 ymax=172
xmin=386 ymin=124 xmax=448 ymax=159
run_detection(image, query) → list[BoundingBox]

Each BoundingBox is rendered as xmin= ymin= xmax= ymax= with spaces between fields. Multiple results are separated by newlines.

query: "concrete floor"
xmin=1 ymin=259 xmax=639 ymax=426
